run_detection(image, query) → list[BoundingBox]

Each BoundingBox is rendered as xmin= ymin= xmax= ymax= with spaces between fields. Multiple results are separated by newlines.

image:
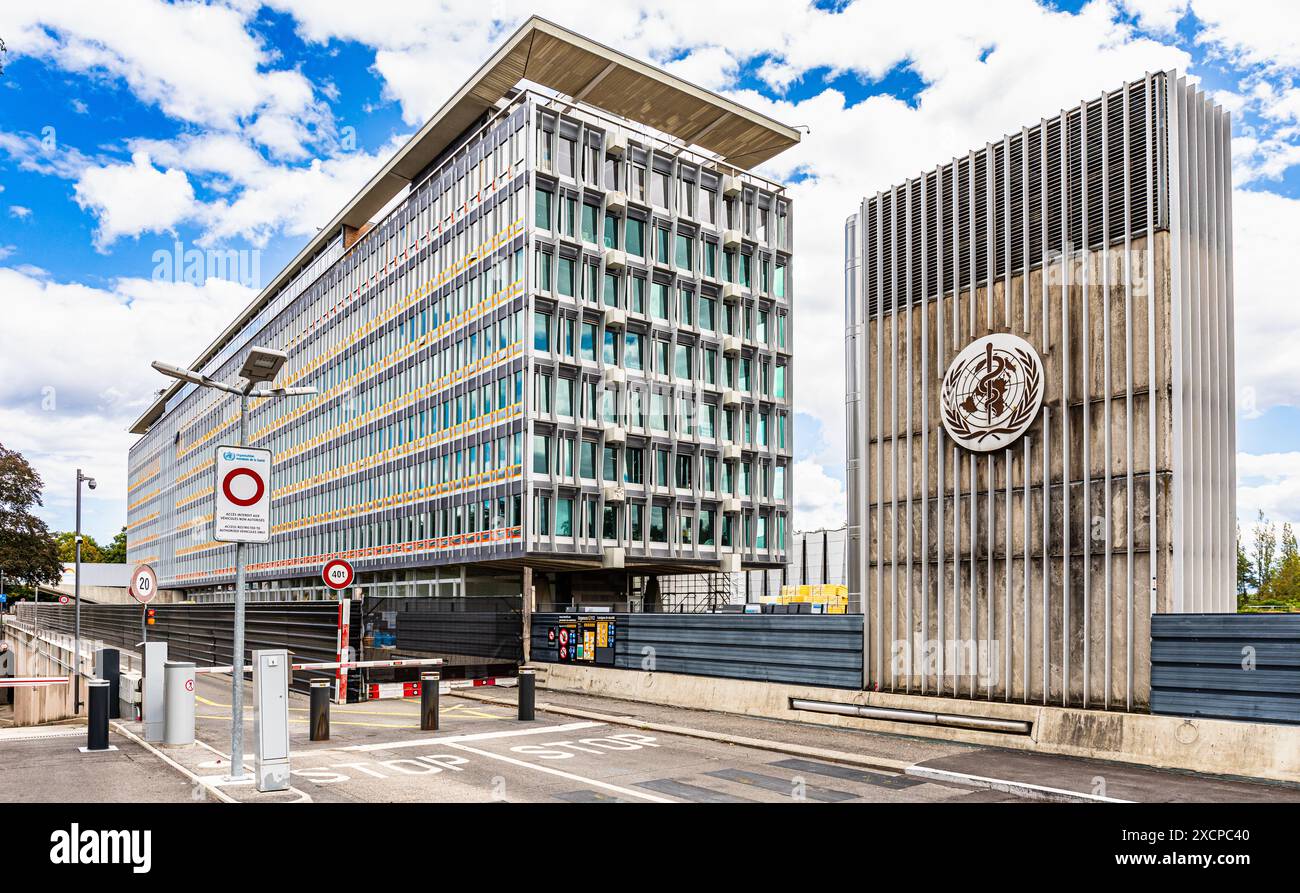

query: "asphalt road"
xmin=185 ymin=673 xmax=1009 ymax=803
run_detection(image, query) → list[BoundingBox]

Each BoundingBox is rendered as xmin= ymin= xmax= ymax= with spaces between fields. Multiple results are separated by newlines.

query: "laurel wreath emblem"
xmin=942 ymin=347 xmax=1041 ymax=446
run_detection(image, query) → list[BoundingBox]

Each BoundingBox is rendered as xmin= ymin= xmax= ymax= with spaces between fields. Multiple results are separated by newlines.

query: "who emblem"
xmin=941 ymin=333 xmax=1044 ymax=452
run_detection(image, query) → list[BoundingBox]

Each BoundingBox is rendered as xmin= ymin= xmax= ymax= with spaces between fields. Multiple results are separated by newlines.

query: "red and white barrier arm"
xmin=0 ymin=676 xmax=70 ymax=688
xmin=194 ymin=657 xmax=444 ymax=675
xmin=367 ymin=675 xmax=517 ymax=699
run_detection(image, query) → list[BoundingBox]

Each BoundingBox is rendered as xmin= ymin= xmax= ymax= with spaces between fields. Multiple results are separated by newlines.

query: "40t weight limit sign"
xmin=214 ymin=445 xmax=272 ymax=543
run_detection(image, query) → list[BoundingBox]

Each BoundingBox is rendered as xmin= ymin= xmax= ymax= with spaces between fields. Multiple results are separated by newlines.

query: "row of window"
xmin=532 ymin=309 xmax=788 ymax=398
xmin=530 ymin=436 xmax=787 ymax=500
xmin=534 ymin=493 xmax=787 ymax=551
xmin=534 ymin=186 xmax=788 ymax=295
xmin=534 ymin=110 xmax=790 ymax=248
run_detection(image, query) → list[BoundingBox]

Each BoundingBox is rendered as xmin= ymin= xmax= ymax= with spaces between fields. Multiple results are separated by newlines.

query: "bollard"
xmin=309 ymin=679 xmax=331 ymax=741
xmin=95 ymin=647 xmax=121 ymax=720
xmin=420 ymin=671 xmax=440 ymax=731
xmin=518 ymin=668 xmax=535 ymax=721
xmin=82 ymin=678 xmax=112 ymax=752
xmin=163 ymin=660 xmax=196 ymax=747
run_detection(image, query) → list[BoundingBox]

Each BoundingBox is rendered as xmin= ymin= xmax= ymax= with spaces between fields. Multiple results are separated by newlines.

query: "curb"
xmin=904 ymin=765 xmax=1133 ymax=803
xmin=110 ymin=721 xmax=236 ymax=804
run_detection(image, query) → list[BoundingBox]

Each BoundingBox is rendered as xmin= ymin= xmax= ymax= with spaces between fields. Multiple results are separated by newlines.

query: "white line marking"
xmin=905 ymin=766 xmax=1134 ymax=803
xmin=110 ymin=721 xmax=236 ymax=804
xmin=340 ymin=720 xmax=605 ymax=752
xmin=445 ymin=741 xmax=675 ymax=803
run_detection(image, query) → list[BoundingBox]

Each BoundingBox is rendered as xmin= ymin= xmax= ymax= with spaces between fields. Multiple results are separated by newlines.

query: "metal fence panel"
xmin=1150 ymin=613 xmax=1300 ymax=725
xmin=16 ymin=601 xmax=346 ymax=696
xmin=362 ymin=596 xmax=522 ymax=662
xmin=531 ymin=612 xmax=863 ymax=689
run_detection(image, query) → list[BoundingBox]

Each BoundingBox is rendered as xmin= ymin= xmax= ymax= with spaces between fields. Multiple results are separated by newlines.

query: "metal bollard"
xmin=95 ymin=647 xmax=121 ymax=719
xmin=163 ymin=660 xmax=196 ymax=747
xmin=518 ymin=668 xmax=535 ymax=721
xmin=420 ymin=671 xmax=440 ymax=731
xmin=309 ymin=679 xmax=331 ymax=741
xmin=84 ymin=678 xmax=111 ymax=752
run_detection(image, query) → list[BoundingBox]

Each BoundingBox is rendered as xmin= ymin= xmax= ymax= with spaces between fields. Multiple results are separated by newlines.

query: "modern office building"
xmin=126 ymin=18 xmax=798 ymax=607
xmin=844 ymin=72 xmax=1234 ymax=710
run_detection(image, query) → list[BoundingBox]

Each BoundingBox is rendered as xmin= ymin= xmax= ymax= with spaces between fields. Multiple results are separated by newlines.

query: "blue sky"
xmin=2 ymin=0 xmax=1300 ymax=543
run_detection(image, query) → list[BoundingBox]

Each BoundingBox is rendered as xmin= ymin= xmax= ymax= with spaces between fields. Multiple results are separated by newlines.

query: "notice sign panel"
xmin=214 ymin=445 xmax=272 ymax=543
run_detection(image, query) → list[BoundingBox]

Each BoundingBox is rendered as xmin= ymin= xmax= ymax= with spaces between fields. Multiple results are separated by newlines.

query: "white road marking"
xmin=339 ymin=720 xmax=605 ymax=752
xmin=445 ymin=740 xmax=675 ymax=803
xmin=904 ymin=766 xmax=1134 ymax=803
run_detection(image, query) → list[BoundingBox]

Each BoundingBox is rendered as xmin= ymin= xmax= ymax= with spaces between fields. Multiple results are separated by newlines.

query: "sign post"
xmin=214 ymin=442 xmax=272 ymax=781
xmin=130 ymin=563 xmax=157 ymax=643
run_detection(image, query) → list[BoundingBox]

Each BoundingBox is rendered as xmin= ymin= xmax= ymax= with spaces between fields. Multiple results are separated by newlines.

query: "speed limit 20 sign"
xmin=322 ymin=558 xmax=354 ymax=591
xmin=130 ymin=563 xmax=158 ymax=604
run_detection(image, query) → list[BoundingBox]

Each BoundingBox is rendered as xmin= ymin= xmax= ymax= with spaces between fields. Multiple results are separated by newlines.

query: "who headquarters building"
xmin=126 ymin=19 xmax=798 ymax=608
xmin=845 ymin=72 xmax=1234 ymax=711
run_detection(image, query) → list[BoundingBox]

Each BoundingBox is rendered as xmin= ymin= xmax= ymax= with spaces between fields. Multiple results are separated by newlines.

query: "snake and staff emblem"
xmin=941 ymin=334 xmax=1044 ymax=452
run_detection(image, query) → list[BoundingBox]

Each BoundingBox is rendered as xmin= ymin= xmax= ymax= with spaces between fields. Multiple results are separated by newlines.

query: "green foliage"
xmin=54 ymin=529 xmax=104 ymax=563
xmin=1241 ymin=512 xmax=1300 ymax=612
xmin=0 ymin=443 xmax=63 ymax=589
xmin=101 ymin=526 xmax=128 ymax=564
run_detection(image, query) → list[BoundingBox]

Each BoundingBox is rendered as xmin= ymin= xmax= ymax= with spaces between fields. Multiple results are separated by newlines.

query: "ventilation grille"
xmin=863 ymin=75 xmax=1164 ymax=319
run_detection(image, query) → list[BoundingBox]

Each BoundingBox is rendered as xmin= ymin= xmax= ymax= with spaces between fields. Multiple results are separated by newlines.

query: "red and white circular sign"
xmin=322 ymin=558 xmax=354 ymax=591
xmin=221 ymin=467 xmax=265 ymax=507
xmin=59 ymin=595 xmax=70 ymax=605
xmin=129 ymin=563 xmax=158 ymax=604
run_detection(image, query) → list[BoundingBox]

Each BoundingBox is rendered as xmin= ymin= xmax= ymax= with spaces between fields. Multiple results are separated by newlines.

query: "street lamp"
xmin=74 ymin=468 xmax=96 ymax=712
xmin=152 ymin=346 xmax=315 ymax=780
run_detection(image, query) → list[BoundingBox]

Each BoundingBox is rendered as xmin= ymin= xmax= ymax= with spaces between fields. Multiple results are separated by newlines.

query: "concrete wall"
xmin=538 ymin=661 xmax=1300 ymax=784
xmin=844 ymin=73 xmax=1235 ymax=713
xmin=3 ymin=623 xmax=89 ymax=725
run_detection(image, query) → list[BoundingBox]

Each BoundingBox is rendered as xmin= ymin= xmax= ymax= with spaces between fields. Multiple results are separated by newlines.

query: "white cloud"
xmin=72 ymin=151 xmax=197 ymax=248
xmin=0 ymin=266 xmax=254 ymax=534
xmin=1191 ymin=0 xmax=1300 ymax=70
xmin=1237 ymin=451 xmax=1300 ymax=527
xmin=9 ymin=205 xmax=32 ymax=219
xmin=792 ymin=459 xmax=847 ymax=531
xmin=0 ymin=0 xmax=330 ymax=158
xmin=1231 ymin=189 xmax=1300 ymax=416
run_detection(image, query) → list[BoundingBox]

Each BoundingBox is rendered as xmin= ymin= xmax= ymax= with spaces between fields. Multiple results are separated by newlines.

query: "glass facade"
xmin=127 ymin=92 xmax=793 ymax=592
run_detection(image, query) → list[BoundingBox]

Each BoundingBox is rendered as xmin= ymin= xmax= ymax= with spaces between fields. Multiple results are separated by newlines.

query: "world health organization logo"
xmin=941 ymin=333 xmax=1044 ymax=452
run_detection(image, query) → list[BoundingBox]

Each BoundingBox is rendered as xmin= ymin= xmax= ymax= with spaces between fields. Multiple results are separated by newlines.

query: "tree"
xmin=0 ymin=443 xmax=63 ymax=593
xmin=101 ymin=526 xmax=127 ymax=564
xmin=1268 ymin=523 xmax=1300 ymax=604
xmin=1236 ymin=523 xmax=1255 ymax=598
xmin=54 ymin=530 xmax=103 ymax=563
xmin=1251 ymin=511 xmax=1277 ymax=597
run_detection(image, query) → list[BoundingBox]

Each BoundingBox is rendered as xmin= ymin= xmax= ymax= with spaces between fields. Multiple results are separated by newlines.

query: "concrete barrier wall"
xmin=536 ymin=660 xmax=1300 ymax=784
xmin=2 ymin=623 xmax=92 ymax=725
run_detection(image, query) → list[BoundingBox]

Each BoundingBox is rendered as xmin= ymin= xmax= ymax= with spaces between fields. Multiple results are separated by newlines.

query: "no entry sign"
xmin=214 ymin=445 xmax=272 ymax=543
xmin=129 ymin=563 xmax=158 ymax=604
xmin=322 ymin=558 xmax=354 ymax=591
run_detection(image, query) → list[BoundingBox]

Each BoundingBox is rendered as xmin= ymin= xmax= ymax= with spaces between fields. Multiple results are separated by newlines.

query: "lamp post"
xmin=151 ymin=347 xmax=315 ymax=780
xmin=74 ymin=468 xmax=96 ymax=712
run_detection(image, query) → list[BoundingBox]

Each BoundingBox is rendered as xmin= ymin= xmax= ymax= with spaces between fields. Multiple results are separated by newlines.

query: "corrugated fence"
xmin=1151 ymin=613 xmax=1300 ymax=725
xmin=363 ymin=596 xmax=522 ymax=662
xmin=15 ymin=601 xmax=354 ymax=698
xmin=531 ymin=612 xmax=863 ymax=689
